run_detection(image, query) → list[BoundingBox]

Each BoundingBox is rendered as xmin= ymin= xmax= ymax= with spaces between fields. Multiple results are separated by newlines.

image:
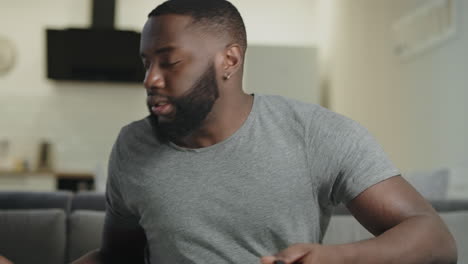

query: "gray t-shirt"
xmin=106 ymin=93 xmax=400 ymax=264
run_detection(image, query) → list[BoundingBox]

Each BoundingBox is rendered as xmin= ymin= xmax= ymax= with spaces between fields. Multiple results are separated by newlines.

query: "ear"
xmin=221 ymin=44 xmax=243 ymax=81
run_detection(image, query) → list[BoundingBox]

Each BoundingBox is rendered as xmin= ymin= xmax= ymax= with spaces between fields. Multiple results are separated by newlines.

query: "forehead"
xmin=142 ymin=15 xmax=191 ymax=44
xmin=140 ymin=15 xmax=217 ymax=55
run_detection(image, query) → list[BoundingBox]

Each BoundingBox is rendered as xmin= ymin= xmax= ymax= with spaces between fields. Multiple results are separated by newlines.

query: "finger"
xmin=260 ymin=256 xmax=276 ymax=264
xmin=274 ymin=243 xmax=313 ymax=264
xmin=272 ymin=260 xmax=303 ymax=264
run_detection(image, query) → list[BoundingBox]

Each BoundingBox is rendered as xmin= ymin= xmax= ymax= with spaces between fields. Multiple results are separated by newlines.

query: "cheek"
xmin=165 ymin=75 xmax=193 ymax=96
xmin=166 ymin=69 xmax=198 ymax=95
xmin=214 ymin=55 xmax=225 ymax=82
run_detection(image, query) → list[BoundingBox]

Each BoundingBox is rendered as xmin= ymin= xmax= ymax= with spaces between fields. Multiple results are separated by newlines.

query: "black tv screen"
xmin=47 ymin=28 xmax=144 ymax=83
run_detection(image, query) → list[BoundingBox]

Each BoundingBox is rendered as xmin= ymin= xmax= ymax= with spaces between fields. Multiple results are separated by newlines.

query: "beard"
xmin=147 ymin=62 xmax=220 ymax=144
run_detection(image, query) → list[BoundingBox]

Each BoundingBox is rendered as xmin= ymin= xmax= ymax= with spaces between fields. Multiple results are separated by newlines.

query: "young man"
xmin=73 ymin=0 xmax=457 ymax=263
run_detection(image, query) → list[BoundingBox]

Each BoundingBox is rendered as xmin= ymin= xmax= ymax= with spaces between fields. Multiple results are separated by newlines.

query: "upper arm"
xmin=101 ymin=168 xmax=147 ymax=263
xmin=101 ymin=129 xmax=147 ymax=263
xmin=346 ymin=175 xmax=438 ymax=236
xmin=100 ymin=209 xmax=147 ymax=264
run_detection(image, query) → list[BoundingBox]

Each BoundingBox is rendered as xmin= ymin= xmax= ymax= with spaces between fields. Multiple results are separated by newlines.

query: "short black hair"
xmin=148 ymin=0 xmax=247 ymax=53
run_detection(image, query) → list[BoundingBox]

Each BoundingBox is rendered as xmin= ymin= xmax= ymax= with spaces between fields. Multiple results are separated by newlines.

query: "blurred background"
xmin=0 ymin=0 xmax=466 ymax=198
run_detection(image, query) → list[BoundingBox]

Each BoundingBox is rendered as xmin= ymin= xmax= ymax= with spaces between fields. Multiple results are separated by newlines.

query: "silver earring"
xmin=224 ymin=73 xmax=231 ymax=80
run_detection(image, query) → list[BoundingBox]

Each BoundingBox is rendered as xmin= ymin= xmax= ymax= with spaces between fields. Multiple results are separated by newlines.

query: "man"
xmin=73 ymin=0 xmax=457 ymax=263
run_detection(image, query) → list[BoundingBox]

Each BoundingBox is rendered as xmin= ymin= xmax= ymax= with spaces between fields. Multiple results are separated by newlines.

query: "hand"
xmin=0 ymin=256 xmax=13 ymax=264
xmin=260 ymin=243 xmax=347 ymax=264
xmin=70 ymin=249 xmax=102 ymax=264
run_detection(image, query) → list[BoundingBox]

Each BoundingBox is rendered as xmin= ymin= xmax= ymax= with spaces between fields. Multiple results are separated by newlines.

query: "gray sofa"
xmin=1 ymin=191 xmax=467 ymax=264
xmin=0 ymin=191 xmax=105 ymax=264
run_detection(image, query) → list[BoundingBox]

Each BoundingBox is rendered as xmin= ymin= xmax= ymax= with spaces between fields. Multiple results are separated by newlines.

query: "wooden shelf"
xmin=0 ymin=171 xmax=93 ymax=179
xmin=0 ymin=171 xmax=95 ymax=192
xmin=55 ymin=172 xmax=94 ymax=179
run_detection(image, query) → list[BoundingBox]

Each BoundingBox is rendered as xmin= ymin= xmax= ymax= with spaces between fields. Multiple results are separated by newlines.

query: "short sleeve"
xmin=309 ymin=110 xmax=400 ymax=206
xmin=331 ymin=118 xmax=400 ymax=205
xmin=105 ymin=129 xmax=140 ymax=225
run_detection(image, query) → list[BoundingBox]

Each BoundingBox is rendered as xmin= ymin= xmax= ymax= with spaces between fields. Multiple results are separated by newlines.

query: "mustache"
xmin=146 ymin=70 xmax=218 ymax=113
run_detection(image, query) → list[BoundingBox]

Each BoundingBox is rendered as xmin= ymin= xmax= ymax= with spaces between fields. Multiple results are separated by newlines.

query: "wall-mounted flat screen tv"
xmin=46 ymin=28 xmax=144 ymax=83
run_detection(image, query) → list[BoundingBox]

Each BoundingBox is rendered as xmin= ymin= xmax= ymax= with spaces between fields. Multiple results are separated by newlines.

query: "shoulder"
xmin=256 ymin=94 xmax=362 ymax=136
xmin=119 ymin=117 xmax=152 ymax=141
xmin=309 ymin=106 xmax=366 ymax=139
xmin=256 ymin=94 xmax=321 ymax=129
xmin=257 ymin=93 xmax=322 ymax=116
xmin=114 ymin=116 xmax=161 ymax=156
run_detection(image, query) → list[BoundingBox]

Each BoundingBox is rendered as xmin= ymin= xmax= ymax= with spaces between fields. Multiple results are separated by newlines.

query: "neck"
xmin=172 ymin=91 xmax=254 ymax=149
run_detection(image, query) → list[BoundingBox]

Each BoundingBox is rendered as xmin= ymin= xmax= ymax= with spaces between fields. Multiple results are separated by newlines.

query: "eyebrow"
xmin=140 ymin=46 xmax=177 ymax=58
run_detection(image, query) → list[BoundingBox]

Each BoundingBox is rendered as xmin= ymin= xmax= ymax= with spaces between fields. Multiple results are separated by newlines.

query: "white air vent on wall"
xmin=392 ymin=0 xmax=456 ymax=59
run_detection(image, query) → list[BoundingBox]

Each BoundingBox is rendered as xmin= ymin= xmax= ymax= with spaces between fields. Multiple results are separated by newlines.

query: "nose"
xmin=143 ymin=65 xmax=165 ymax=91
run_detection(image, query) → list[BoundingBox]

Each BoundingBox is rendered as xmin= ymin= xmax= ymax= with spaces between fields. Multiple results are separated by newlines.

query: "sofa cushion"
xmin=0 ymin=209 xmax=66 ymax=264
xmin=67 ymin=210 xmax=105 ymax=262
xmin=322 ymin=215 xmax=372 ymax=244
xmin=447 ymin=161 xmax=468 ymax=199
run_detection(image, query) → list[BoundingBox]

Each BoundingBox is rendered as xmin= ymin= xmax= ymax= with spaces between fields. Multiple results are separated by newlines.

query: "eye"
xmin=142 ymin=60 xmax=151 ymax=70
xmin=160 ymin=60 xmax=181 ymax=68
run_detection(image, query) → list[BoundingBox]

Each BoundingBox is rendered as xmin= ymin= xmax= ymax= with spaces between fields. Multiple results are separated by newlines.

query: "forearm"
xmin=71 ymin=248 xmax=146 ymax=264
xmin=71 ymin=249 xmax=103 ymax=264
xmin=337 ymin=214 xmax=457 ymax=264
xmin=0 ymin=256 xmax=14 ymax=264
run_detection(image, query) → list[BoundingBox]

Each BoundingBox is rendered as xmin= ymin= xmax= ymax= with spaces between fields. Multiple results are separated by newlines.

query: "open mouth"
xmin=151 ymin=101 xmax=174 ymax=116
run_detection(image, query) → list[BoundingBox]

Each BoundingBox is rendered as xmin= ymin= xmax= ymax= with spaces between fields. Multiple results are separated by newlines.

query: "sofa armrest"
xmin=428 ymin=199 xmax=468 ymax=212
xmin=332 ymin=199 xmax=468 ymax=216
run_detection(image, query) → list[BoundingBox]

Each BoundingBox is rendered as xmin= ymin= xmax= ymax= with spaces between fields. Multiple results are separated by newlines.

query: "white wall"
xmin=327 ymin=0 xmax=468 ymax=174
xmin=118 ymin=0 xmax=320 ymax=46
xmin=0 ymin=0 xmax=320 ymax=173
xmin=244 ymin=46 xmax=319 ymax=105
xmin=0 ymin=0 xmax=146 ymax=173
